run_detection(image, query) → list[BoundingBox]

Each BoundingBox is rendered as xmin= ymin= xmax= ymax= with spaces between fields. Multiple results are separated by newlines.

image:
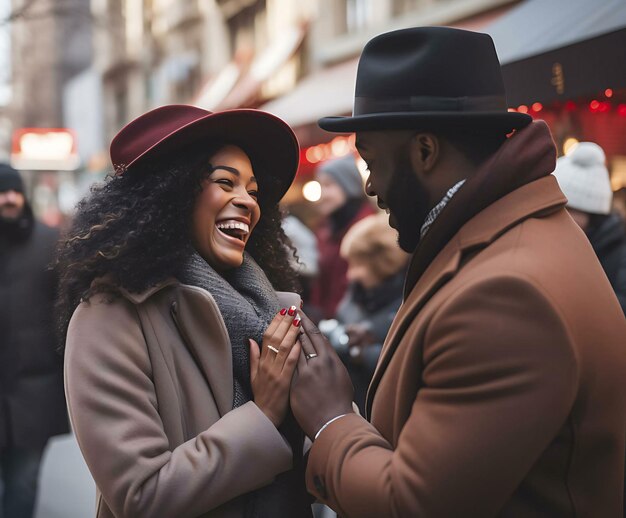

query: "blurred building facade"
xmin=90 ymin=0 xmax=313 ymax=143
xmin=17 ymin=3 xmax=515 ymax=139
xmin=5 ymin=0 xmax=626 ymax=220
xmin=90 ymin=0 xmax=517 ymax=212
xmin=10 ymin=0 xmax=93 ymax=128
xmin=6 ymin=0 xmax=92 ymax=224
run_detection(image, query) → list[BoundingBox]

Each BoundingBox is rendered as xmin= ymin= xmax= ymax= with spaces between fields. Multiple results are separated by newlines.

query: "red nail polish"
xmin=280 ymin=308 xmax=287 ymax=316
xmin=288 ymin=306 xmax=296 ymax=316
xmin=293 ymin=318 xmax=301 ymax=327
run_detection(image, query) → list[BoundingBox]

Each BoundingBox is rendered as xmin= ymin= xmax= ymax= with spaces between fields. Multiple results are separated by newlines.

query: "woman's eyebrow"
xmin=209 ymin=165 xmax=257 ymax=183
xmin=210 ymin=164 xmax=240 ymax=176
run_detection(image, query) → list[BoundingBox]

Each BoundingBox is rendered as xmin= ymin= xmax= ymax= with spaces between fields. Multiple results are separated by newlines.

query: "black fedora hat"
xmin=319 ymin=27 xmax=531 ymax=133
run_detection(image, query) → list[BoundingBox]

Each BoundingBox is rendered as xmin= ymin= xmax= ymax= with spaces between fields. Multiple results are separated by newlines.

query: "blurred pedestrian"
xmin=553 ymin=142 xmax=626 ymax=313
xmin=57 ymin=106 xmax=312 ymax=517
xmin=309 ymin=156 xmax=374 ymax=320
xmin=0 ymin=163 xmax=68 ymax=518
xmin=553 ymin=142 xmax=626 ymax=518
xmin=289 ymin=27 xmax=626 ymax=517
xmin=613 ymin=187 xmax=626 ymax=220
xmin=335 ymin=213 xmax=408 ymax=412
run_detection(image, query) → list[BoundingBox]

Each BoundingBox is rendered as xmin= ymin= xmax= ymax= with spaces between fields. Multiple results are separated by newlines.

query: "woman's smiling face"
xmin=192 ymin=145 xmax=261 ymax=271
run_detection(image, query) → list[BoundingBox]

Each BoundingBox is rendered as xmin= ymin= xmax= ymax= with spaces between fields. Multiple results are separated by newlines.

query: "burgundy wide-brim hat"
xmin=110 ymin=104 xmax=300 ymax=204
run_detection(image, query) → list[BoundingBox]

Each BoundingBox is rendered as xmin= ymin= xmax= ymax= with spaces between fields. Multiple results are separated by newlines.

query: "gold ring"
xmin=267 ymin=345 xmax=280 ymax=354
xmin=305 ymin=353 xmax=318 ymax=360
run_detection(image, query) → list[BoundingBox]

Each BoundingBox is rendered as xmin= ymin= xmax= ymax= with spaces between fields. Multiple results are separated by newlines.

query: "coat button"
xmin=313 ymin=475 xmax=328 ymax=499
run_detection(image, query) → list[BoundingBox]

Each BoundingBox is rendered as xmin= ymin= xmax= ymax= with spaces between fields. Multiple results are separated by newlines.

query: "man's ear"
xmin=408 ymin=133 xmax=439 ymax=174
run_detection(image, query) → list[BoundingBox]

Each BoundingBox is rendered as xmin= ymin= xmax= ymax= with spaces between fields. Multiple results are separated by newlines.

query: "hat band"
xmin=353 ymin=94 xmax=507 ymax=116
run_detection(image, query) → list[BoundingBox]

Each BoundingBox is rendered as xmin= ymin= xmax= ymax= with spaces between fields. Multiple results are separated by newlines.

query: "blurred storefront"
xmin=485 ymin=0 xmax=626 ymax=195
xmin=4 ymin=0 xmax=93 ymax=224
xmin=10 ymin=128 xmax=81 ymax=226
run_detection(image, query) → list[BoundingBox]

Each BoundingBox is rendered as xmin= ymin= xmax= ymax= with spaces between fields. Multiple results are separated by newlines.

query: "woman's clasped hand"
xmin=249 ymin=306 xmax=302 ymax=427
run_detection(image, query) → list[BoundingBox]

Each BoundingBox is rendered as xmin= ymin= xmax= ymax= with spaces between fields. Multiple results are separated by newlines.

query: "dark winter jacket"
xmin=0 ymin=205 xmax=68 ymax=449
xmin=335 ymin=270 xmax=404 ymax=412
xmin=586 ymin=213 xmax=626 ymax=315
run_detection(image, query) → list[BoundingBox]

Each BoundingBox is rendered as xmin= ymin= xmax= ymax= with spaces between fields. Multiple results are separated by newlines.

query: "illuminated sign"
xmin=11 ymin=128 xmax=80 ymax=171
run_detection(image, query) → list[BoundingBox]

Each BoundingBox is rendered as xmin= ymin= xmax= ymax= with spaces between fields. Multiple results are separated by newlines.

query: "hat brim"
xmin=318 ymin=111 xmax=532 ymax=134
xmin=129 ymin=109 xmax=299 ymax=204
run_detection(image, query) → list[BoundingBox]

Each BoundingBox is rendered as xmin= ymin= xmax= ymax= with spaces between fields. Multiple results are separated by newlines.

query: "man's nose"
xmin=0 ymin=190 xmax=18 ymax=202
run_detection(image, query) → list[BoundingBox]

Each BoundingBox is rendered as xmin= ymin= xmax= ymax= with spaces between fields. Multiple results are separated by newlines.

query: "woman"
xmin=333 ymin=213 xmax=408 ymax=412
xmin=56 ymin=105 xmax=312 ymax=518
xmin=309 ymin=156 xmax=374 ymax=320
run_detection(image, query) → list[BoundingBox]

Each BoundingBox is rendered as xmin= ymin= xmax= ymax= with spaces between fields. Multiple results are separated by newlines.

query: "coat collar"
xmin=90 ymin=276 xmax=235 ymax=416
xmin=116 ymin=277 xmax=180 ymax=303
xmin=366 ymin=175 xmax=567 ymax=418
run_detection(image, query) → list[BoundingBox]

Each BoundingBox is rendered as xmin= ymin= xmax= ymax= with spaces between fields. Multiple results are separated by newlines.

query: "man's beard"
xmin=0 ymin=203 xmax=32 ymax=242
xmin=0 ymin=204 xmax=23 ymax=222
xmin=385 ymin=153 xmax=432 ymax=254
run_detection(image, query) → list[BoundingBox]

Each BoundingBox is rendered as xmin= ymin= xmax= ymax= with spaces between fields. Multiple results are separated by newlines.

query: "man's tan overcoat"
xmin=306 ymin=176 xmax=626 ymax=517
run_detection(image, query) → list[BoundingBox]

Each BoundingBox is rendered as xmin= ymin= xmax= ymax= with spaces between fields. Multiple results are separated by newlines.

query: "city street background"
xmin=35 ymin=435 xmax=94 ymax=518
xmin=0 ymin=0 xmax=625 ymax=516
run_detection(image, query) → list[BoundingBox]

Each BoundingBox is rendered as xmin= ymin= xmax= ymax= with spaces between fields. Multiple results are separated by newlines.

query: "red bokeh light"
xmin=605 ymin=88 xmax=613 ymax=98
xmin=531 ymin=102 xmax=543 ymax=112
xmin=517 ymin=105 xmax=528 ymax=113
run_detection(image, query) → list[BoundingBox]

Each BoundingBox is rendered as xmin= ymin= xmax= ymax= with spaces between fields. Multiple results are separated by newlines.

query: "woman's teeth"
xmin=216 ymin=221 xmax=249 ymax=233
xmin=216 ymin=220 xmax=250 ymax=242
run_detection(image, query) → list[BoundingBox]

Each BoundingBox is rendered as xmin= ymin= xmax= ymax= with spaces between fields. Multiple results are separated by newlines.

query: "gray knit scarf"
xmin=176 ymin=252 xmax=311 ymax=518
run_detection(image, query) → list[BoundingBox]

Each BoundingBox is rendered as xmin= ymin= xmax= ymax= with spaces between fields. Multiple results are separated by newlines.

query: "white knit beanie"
xmin=552 ymin=142 xmax=613 ymax=215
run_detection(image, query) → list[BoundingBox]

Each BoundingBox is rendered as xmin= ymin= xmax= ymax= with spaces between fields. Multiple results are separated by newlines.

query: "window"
xmin=346 ymin=0 xmax=375 ymax=32
xmin=394 ymin=0 xmax=414 ymax=16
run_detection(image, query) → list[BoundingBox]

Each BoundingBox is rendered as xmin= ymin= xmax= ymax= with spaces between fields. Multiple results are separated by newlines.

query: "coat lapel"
xmin=171 ymin=285 xmax=234 ymax=417
xmin=365 ymin=176 xmax=568 ymax=419
xmin=365 ymin=239 xmax=462 ymax=418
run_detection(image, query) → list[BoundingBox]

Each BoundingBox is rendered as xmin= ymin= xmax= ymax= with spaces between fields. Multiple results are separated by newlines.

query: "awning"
xmin=260 ymin=57 xmax=358 ymax=129
xmin=193 ymin=61 xmax=244 ymax=110
xmin=194 ymin=24 xmax=306 ymax=111
xmin=260 ymin=5 xmax=514 ymax=139
xmin=484 ymin=0 xmax=626 ymax=105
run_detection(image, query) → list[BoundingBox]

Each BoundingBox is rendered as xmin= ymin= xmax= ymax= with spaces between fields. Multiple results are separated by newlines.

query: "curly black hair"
xmin=55 ymin=144 xmax=301 ymax=349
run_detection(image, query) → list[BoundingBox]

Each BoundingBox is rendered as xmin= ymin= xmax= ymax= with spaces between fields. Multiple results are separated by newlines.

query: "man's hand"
xmin=290 ymin=312 xmax=355 ymax=439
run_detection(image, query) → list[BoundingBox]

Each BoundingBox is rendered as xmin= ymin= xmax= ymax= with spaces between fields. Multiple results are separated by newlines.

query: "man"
xmin=553 ymin=141 xmax=626 ymax=314
xmin=290 ymin=27 xmax=626 ymax=516
xmin=0 ymin=164 xmax=68 ymax=517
